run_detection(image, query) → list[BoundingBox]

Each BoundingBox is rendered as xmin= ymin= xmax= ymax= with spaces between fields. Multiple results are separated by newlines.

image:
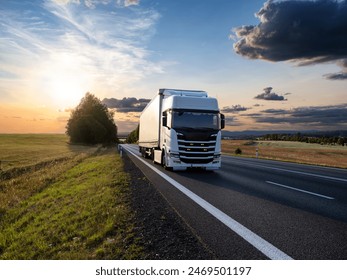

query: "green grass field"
xmin=0 ymin=134 xmax=99 ymax=170
xmin=0 ymin=134 xmax=142 ymax=259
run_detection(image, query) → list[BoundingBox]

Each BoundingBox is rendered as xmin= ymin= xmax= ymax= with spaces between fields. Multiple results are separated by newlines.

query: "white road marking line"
xmin=226 ymin=157 xmax=347 ymax=183
xmin=122 ymin=144 xmax=293 ymax=260
xmin=266 ymin=181 xmax=335 ymax=200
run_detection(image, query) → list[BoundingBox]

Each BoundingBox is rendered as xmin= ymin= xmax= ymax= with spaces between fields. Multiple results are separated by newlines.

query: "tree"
xmin=66 ymin=92 xmax=118 ymax=144
xmin=126 ymin=125 xmax=139 ymax=143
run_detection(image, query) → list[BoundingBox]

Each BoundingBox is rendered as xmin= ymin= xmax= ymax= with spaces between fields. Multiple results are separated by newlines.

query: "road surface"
xmin=121 ymin=144 xmax=347 ymax=260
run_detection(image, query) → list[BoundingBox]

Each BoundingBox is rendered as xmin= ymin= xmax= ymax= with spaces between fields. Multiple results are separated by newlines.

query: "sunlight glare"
xmin=48 ymin=74 xmax=86 ymax=107
xmin=42 ymin=53 xmax=90 ymax=108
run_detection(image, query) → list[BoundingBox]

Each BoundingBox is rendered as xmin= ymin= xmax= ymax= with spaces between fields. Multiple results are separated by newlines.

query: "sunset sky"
xmin=1 ymin=0 xmax=346 ymax=134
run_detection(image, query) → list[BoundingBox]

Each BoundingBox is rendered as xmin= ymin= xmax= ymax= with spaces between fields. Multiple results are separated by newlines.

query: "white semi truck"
xmin=139 ymin=88 xmax=225 ymax=171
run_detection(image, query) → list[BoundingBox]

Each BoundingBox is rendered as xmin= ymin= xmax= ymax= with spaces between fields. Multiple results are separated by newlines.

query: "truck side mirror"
xmin=221 ymin=114 xmax=225 ymax=129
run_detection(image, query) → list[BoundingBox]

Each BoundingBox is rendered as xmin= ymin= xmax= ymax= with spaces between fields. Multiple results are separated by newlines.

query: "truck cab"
xmin=139 ymin=89 xmax=224 ymax=171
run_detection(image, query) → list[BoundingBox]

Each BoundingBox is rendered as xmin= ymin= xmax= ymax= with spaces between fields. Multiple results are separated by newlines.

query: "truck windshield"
xmin=171 ymin=111 xmax=220 ymax=130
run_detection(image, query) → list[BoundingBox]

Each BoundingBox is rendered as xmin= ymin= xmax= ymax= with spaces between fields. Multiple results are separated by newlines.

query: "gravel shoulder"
xmin=122 ymin=153 xmax=214 ymax=260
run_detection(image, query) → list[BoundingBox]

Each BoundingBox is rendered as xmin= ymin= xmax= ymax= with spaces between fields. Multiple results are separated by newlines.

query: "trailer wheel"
xmin=140 ymin=147 xmax=145 ymax=158
xmin=151 ymin=148 xmax=155 ymax=160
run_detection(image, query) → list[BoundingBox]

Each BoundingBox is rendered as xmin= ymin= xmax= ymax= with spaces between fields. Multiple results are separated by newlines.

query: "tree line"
xmin=126 ymin=125 xmax=139 ymax=143
xmin=262 ymin=132 xmax=347 ymax=146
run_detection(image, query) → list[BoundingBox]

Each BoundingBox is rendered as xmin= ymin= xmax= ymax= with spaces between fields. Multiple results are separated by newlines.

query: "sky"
xmin=1 ymin=0 xmax=346 ymax=134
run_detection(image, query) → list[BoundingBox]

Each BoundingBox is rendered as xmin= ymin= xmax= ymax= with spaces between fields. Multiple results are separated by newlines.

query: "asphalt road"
xmin=121 ymin=144 xmax=347 ymax=260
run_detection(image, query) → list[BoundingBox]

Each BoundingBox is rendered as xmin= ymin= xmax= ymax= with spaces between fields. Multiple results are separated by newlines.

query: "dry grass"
xmin=0 ymin=134 xmax=97 ymax=170
xmin=222 ymin=140 xmax=347 ymax=169
xmin=0 ymin=134 xmax=99 ymax=211
xmin=0 ymin=134 xmax=143 ymax=259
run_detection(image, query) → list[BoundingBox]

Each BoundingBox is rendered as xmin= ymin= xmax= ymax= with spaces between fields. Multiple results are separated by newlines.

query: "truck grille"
xmin=177 ymin=139 xmax=216 ymax=164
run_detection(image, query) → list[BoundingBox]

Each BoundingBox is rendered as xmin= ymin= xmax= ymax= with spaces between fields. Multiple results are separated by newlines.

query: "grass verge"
xmin=0 ymin=148 xmax=143 ymax=259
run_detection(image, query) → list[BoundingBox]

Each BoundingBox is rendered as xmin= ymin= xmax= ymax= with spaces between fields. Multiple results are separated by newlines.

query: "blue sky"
xmin=0 ymin=0 xmax=346 ymax=133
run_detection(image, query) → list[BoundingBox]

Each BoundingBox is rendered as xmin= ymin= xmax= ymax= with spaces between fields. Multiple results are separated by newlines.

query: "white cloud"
xmin=117 ymin=0 xmax=140 ymax=7
xmin=51 ymin=0 xmax=81 ymax=5
xmin=0 ymin=0 xmax=163 ymax=106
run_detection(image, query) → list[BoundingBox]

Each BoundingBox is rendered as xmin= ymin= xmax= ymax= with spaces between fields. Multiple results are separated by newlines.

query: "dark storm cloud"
xmin=261 ymin=109 xmax=288 ymax=114
xmin=232 ymin=0 xmax=347 ymax=79
xmin=102 ymin=97 xmax=150 ymax=112
xmin=222 ymin=104 xmax=249 ymax=113
xmin=324 ymin=58 xmax=347 ymax=80
xmin=255 ymin=92 xmax=286 ymax=101
xmin=249 ymin=104 xmax=347 ymax=126
xmin=323 ymin=72 xmax=347 ymax=80
xmin=254 ymin=87 xmax=287 ymax=101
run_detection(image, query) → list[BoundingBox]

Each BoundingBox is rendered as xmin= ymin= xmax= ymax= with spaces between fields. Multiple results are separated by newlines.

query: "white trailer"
xmin=139 ymin=88 xmax=225 ymax=171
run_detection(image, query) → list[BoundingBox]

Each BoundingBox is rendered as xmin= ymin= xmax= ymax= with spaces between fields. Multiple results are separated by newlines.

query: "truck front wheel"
xmin=161 ymin=149 xmax=172 ymax=171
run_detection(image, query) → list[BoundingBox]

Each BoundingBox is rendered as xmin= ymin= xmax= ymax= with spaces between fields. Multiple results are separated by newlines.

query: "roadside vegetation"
xmin=126 ymin=125 xmax=139 ymax=144
xmin=222 ymin=139 xmax=347 ymax=168
xmin=0 ymin=134 xmax=96 ymax=170
xmin=262 ymin=132 xmax=347 ymax=146
xmin=1 ymin=134 xmax=345 ymax=259
xmin=0 ymin=134 xmax=142 ymax=259
xmin=66 ymin=92 xmax=118 ymax=145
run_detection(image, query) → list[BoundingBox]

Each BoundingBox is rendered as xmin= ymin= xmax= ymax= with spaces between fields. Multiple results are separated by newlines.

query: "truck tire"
xmin=140 ymin=147 xmax=146 ymax=158
xmin=161 ymin=149 xmax=172 ymax=171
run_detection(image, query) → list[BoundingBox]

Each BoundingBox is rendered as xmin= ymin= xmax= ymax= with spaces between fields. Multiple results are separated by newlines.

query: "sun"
xmin=47 ymin=74 xmax=86 ymax=107
xmin=41 ymin=53 xmax=91 ymax=108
